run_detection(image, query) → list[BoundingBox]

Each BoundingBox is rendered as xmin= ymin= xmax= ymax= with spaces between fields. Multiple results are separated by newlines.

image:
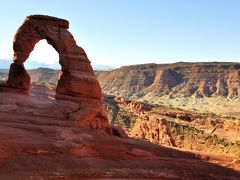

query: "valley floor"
xmin=140 ymin=95 xmax=240 ymax=118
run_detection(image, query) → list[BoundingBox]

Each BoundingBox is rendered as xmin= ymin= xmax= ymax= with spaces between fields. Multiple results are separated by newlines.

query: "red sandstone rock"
xmin=96 ymin=63 xmax=240 ymax=99
xmin=8 ymin=15 xmax=100 ymax=101
xmin=5 ymin=15 xmax=112 ymax=133
xmin=0 ymin=91 xmax=238 ymax=179
xmin=131 ymin=116 xmax=176 ymax=147
xmin=111 ymin=125 xmax=128 ymax=138
xmin=7 ymin=63 xmax=30 ymax=90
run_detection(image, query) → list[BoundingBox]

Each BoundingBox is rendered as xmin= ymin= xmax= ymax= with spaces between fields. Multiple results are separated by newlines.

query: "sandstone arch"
xmin=6 ymin=15 xmax=111 ymax=132
xmin=7 ymin=15 xmax=101 ymax=101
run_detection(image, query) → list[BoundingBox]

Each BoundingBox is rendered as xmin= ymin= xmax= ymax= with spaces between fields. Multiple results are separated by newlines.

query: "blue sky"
xmin=0 ymin=0 xmax=240 ymax=68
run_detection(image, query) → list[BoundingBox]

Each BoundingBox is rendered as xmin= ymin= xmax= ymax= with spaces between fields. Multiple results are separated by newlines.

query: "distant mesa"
xmin=96 ymin=62 xmax=240 ymax=99
xmin=93 ymin=64 xmax=116 ymax=71
xmin=0 ymin=59 xmax=114 ymax=71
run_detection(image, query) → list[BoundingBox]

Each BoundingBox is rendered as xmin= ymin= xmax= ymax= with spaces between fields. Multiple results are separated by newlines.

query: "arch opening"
xmin=26 ymin=39 xmax=60 ymax=70
xmin=25 ymin=40 xmax=60 ymax=98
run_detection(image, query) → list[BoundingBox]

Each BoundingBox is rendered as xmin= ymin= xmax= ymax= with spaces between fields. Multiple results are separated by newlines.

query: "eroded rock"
xmin=8 ymin=15 xmax=100 ymax=102
xmin=131 ymin=117 xmax=176 ymax=147
xmin=5 ymin=15 xmax=114 ymax=133
xmin=7 ymin=63 xmax=30 ymax=90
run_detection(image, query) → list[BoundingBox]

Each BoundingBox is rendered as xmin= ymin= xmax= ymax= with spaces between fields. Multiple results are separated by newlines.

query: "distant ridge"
xmin=96 ymin=62 xmax=240 ymax=100
xmin=0 ymin=59 xmax=115 ymax=71
xmin=0 ymin=59 xmax=61 ymax=69
xmin=93 ymin=64 xmax=116 ymax=71
xmin=1 ymin=61 xmax=240 ymax=100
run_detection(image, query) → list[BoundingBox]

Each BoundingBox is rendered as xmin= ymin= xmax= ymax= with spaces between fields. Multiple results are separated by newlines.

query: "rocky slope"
xmin=0 ymin=86 xmax=239 ymax=179
xmin=96 ymin=62 xmax=240 ymax=99
xmin=103 ymin=95 xmax=240 ymax=159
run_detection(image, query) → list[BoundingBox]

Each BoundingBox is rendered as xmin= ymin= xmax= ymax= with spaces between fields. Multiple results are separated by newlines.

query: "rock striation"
xmin=4 ymin=15 xmax=111 ymax=133
xmin=96 ymin=62 xmax=240 ymax=99
xmin=131 ymin=116 xmax=176 ymax=147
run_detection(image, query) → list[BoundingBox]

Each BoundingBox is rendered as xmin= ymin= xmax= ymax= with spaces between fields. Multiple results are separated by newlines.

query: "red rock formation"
xmin=131 ymin=116 xmax=176 ymax=147
xmin=117 ymin=97 xmax=152 ymax=113
xmin=0 ymin=90 xmax=238 ymax=179
xmin=8 ymin=15 xmax=100 ymax=101
xmin=5 ymin=15 xmax=117 ymax=134
xmin=7 ymin=63 xmax=30 ymax=90
xmin=111 ymin=125 xmax=128 ymax=138
xmin=215 ymin=78 xmax=228 ymax=96
xmin=96 ymin=62 xmax=240 ymax=99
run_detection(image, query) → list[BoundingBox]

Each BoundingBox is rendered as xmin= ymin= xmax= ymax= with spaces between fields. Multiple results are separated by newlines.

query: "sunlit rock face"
xmin=6 ymin=15 xmax=111 ymax=133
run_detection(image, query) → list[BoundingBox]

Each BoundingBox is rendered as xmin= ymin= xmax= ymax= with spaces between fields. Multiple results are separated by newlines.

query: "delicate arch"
xmin=7 ymin=15 xmax=102 ymax=101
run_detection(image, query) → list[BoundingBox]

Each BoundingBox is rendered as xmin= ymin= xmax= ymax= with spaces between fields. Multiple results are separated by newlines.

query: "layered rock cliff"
xmin=96 ymin=62 xmax=240 ymax=99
